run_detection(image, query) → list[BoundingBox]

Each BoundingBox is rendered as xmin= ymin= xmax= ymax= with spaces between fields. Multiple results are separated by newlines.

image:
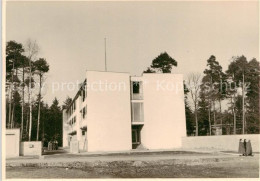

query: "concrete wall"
xmin=20 ymin=141 xmax=42 ymax=156
xmin=86 ymin=71 xmax=132 ymax=152
xmin=141 ymin=74 xmax=186 ymax=149
xmin=70 ymin=140 xmax=79 ymax=153
xmin=182 ymin=134 xmax=260 ymax=152
xmin=6 ymin=129 xmax=20 ymax=158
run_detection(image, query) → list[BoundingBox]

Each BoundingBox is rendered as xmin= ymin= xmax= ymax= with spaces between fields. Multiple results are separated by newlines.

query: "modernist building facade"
xmin=63 ymin=71 xmax=186 ymax=152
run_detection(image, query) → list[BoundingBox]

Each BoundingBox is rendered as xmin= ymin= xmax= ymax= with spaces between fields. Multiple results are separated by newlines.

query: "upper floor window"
xmin=82 ymin=89 xmax=86 ymax=102
xmin=82 ymin=106 xmax=87 ymax=119
xmin=133 ymin=82 xmax=140 ymax=94
xmin=131 ymin=81 xmax=143 ymax=100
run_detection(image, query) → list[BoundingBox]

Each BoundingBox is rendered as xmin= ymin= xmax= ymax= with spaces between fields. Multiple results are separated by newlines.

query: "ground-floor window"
xmin=132 ymin=129 xmax=140 ymax=144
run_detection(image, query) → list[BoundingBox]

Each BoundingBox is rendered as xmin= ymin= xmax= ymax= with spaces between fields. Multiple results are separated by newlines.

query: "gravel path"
xmin=6 ymin=156 xmax=259 ymax=178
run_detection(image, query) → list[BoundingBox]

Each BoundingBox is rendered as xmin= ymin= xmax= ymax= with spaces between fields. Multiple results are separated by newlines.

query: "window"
xmin=82 ymin=131 xmax=85 ymax=136
xmin=82 ymin=89 xmax=85 ymax=102
xmin=132 ymin=129 xmax=140 ymax=144
xmin=132 ymin=130 xmax=136 ymax=143
xmin=82 ymin=107 xmax=86 ymax=119
xmin=131 ymin=102 xmax=144 ymax=122
xmin=131 ymin=81 xmax=143 ymax=100
xmin=132 ymin=81 xmax=140 ymax=94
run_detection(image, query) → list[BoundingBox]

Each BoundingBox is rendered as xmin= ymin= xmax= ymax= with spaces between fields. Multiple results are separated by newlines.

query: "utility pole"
xmin=104 ymin=38 xmax=107 ymax=71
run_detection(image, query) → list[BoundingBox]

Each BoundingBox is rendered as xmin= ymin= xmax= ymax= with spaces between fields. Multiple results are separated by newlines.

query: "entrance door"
xmin=132 ymin=129 xmax=141 ymax=149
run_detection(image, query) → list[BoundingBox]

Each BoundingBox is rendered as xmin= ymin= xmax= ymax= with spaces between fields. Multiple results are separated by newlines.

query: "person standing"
xmin=238 ymin=139 xmax=245 ymax=156
xmin=243 ymin=139 xmax=247 ymax=156
xmin=246 ymin=140 xmax=253 ymax=156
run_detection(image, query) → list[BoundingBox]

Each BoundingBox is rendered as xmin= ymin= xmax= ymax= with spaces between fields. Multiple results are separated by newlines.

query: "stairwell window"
xmin=131 ymin=81 xmax=143 ymax=100
xmin=131 ymin=102 xmax=144 ymax=122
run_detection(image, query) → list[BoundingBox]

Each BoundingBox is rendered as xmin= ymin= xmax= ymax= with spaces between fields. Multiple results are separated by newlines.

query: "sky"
xmin=6 ymin=1 xmax=259 ymax=105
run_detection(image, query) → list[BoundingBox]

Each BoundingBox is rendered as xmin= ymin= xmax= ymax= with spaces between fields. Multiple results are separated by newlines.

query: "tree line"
xmin=6 ymin=41 xmax=259 ymax=144
xmin=144 ymin=52 xmax=260 ymax=136
xmin=6 ymin=40 xmax=63 ymax=146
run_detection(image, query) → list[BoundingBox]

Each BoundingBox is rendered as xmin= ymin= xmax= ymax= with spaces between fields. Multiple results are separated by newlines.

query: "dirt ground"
xmin=6 ymin=156 xmax=259 ymax=178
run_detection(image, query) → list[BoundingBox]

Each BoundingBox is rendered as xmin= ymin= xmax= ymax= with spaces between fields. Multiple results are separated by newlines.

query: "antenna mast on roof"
xmin=104 ymin=38 xmax=107 ymax=71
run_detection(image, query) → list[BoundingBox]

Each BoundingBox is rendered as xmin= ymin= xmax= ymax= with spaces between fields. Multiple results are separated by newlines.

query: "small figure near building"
xmin=238 ymin=139 xmax=245 ymax=156
xmin=243 ymin=139 xmax=247 ymax=156
xmin=238 ymin=139 xmax=253 ymax=156
xmin=246 ymin=140 xmax=253 ymax=156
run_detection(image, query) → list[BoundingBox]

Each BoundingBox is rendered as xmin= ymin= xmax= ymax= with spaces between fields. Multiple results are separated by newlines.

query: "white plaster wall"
xmin=6 ymin=129 xmax=20 ymax=158
xmin=182 ymin=134 xmax=260 ymax=152
xmin=86 ymin=71 xmax=132 ymax=152
xmin=75 ymin=98 xmax=81 ymax=141
xmin=141 ymin=74 xmax=186 ymax=149
xmin=62 ymin=110 xmax=69 ymax=147
xmin=20 ymin=141 xmax=42 ymax=156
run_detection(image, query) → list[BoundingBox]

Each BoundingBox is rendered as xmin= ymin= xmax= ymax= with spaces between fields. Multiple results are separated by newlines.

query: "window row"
xmin=68 ymin=101 xmax=76 ymax=117
xmin=82 ymin=87 xmax=87 ymax=102
xmin=68 ymin=116 xmax=77 ymax=126
xmin=81 ymin=106 xmax=87 ymax=119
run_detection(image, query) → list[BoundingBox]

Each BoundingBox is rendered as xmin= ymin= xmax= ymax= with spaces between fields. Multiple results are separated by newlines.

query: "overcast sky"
xmin=6 ymin=1 xmax=259 ymax=105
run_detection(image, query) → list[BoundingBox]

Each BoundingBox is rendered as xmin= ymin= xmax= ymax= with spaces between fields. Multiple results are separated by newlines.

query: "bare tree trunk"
xmin=29 ymin=61 xmax=32 ymax=141
xmin=25 ymin=39 xmax=39 ymax=141
xmin=21 ymin=100 xmax=24 ymax=138
xmin=195 ymin=106 xmax=198 ymax=136
xmin=11 ymin=102 xmax=15 ymax=128
xmin=9 ymin=63 xmax=15 ymax=128
xmin=21 ymin=67 xmax=25 ymax=140
xmin=219 ymin=98 xmax=222 ymax=132
xmin=213 ymin=101 xmax=216 ymax=125
xmin=36 ymin=75 xmax=42 ymax=141
xmin=187 ymin=73 xmax=201 ymax=137
xmin=26 ymin=86 xmax=29 ymax=133
xmin=42 ymin=115 xmax=45 ymax=146
xmin=8 ymin=85 xmax=12 ymax=128
xmin=11 ymin=69 xmax=19 ymax=128
xmin=210 ymin=76 xmax=216 ymax=128
xmin=231 ymin=96 xmax=236 ymax=135
xmin=26 ymin=111 xmax=29 ymax=133
xmin=208 ymin=102 xmax=211 ymax=136
xmin=36 ymin=101 xmax=41 ymax=141
xmin=242 ymin=73 xmax=245 ymax=134
xmin=231 ymin=73 xmax=237 ymax=135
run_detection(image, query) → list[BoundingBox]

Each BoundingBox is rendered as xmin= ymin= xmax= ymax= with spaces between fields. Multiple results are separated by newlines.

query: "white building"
xmin=63 ymin=71 xmax=186 ymax=152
